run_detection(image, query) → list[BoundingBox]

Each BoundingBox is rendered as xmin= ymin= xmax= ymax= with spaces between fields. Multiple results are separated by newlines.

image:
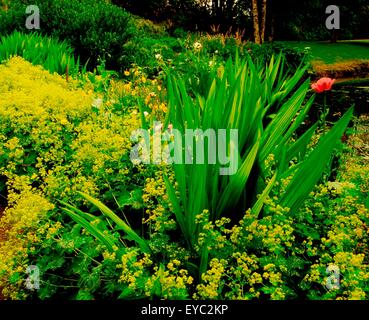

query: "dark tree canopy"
xmin=113 ymin=0 xmax=369 ymax=40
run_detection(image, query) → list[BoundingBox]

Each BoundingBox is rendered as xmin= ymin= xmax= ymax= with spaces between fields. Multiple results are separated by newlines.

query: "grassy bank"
xmin=276 ymin=41 xmax=369 ymax=80
xmin=276 ymin=41 xmax=369 ymax=64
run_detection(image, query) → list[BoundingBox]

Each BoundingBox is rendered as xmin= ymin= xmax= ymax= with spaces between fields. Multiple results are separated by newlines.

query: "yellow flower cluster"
xmin=241 ymin=206 xmax=295 ymax=254
xmin=339 ymin=158 xmax=369 ymax=194
xmin=145 ymin=261 xmax=193 ymax=299
xmin=108 ymin=67 xmax=166 ymax=118
xmin=304 ymin=251 xmax=369 ymax=300
xmin=220 ymin=253 xmax=285 ymax=300
xmin=117 ymin=250 xmax=192 ymax=299
xmin=0 ymin=57 xmax=92 ymax=119
xmin=0 ymin=57 xmax=147 ymax=298
xmin=194 ymin=258 xmax=226 ymax=299
xmin=0 ymin=57 xmax=141 ymax=198
xmin=0 ymin=188 xmax=54 ymax=299
xmin=142 ymin=171 xmax=176 ymax=233
xmin=1 ymin=58 xmax=141 ymax=178
xmin=117 ymin=250 xmax=153 ymax=290
xmin=300 ymin=140 xmax=369 ymax=300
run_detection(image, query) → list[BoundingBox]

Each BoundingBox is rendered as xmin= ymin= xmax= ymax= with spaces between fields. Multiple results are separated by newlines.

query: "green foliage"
xmin=113 ymin=0 xmax=208 ymax=29
xmin=123 ymin=34 xmax=309 ymax=97
xmin=264 ymin=0 xmax=369 ymax=41
xmin=164 ymin=53 xmax=352 ymax=258
xmin=0 ymin=31 xmax=80 ymax=75
xmin=0 ymin=0 xmax=366 ymax=301
xmin=0 ymin=0 xmax=134 ymax=71
xmin=62 ymin=192 xmax=151 ymax=254
xmin=0 ymin=0 xmax=310 ymax=77
xmin=121 ymin=36 xmax=182 ymax=77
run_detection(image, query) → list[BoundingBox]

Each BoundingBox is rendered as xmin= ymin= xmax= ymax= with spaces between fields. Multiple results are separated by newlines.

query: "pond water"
xmin=311 ymin=83 xmax=369 ymax=123
xmin=333 ymin=85 xmax=369 ymax=115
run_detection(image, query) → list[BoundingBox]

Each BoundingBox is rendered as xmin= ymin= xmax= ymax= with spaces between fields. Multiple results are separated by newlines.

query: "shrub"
xmin=158 ymin=35 xmax=310 ymax=97
xmin=183 ymin=34 xmax=309 ymax=71
xmin=268 ymin=42 xmax=311 ymax=70
xmin=0 ymin=0 xmax=134 ymax=71
xmin=121 ymin=36 xmax=182 ymax=77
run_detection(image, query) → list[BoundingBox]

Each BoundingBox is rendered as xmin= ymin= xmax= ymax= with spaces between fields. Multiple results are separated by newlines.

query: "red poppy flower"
xmin=311 ymin=77 xmax=335 ymax=93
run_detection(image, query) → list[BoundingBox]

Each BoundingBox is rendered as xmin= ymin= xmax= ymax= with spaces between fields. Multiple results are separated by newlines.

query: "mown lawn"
xmin=276 ymin=41 xmax=369 ymax=64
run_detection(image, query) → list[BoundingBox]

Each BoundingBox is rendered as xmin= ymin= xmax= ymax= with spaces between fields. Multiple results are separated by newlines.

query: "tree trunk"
xmin=251 ymin=0 xmax=261 ymax=44
xmin=260 ymin=0 xmax=267 ymax=43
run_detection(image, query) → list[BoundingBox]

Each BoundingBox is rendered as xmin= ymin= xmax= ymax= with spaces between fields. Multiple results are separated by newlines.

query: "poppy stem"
xmin=322 ymin=94 xmax=327 ymax=126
